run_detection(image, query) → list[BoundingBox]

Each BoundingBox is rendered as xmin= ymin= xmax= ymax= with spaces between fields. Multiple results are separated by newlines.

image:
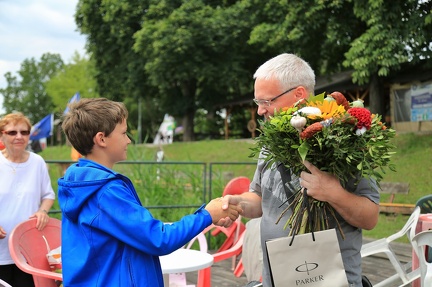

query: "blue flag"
xmin=63 ymin=92 xmax=80 ymax=115
xmin=30 ymin=113 xmax=53 ymax=141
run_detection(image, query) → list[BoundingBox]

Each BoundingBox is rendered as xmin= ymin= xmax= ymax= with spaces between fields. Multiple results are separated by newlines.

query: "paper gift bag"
xmin=266 ymin=229 xmax=348 ymax=287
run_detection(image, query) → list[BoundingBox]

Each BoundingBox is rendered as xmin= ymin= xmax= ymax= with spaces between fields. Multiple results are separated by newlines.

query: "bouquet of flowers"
xmin=250 ymin=91 xmax=396 ymax=236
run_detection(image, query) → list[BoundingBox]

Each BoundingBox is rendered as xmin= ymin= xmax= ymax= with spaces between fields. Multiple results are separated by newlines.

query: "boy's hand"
xmin=205 ymin=198 xmax=242 ymax=224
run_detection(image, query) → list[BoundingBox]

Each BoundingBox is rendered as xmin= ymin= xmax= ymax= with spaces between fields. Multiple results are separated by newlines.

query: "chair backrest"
xmin=8 ymin=217 xmax=62 ymax=287
xmin=223 ymin=176 xmax=251 ymax=196
xmin=222 ymin=176 xmax=249 ymax=249
xmin=411 ymin=229 xmax=432 ymax=287
xmin=185 ymin=232 xmax=208 ymax=253
xmin=388 ymin=205 xmax=420 ymax=242
xmin=416 ymin=195 xmax=432 ymax=213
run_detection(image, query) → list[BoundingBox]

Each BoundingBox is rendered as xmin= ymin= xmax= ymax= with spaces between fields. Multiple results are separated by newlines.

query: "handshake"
xmin=205 ymin=196 xmax=243 ymax=226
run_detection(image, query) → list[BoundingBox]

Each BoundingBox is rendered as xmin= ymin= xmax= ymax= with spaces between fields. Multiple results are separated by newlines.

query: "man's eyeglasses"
xmin=253 ymin=86 xmax=298 ymax=107
xmin=2 ymin=130 xmax=31 ymax=136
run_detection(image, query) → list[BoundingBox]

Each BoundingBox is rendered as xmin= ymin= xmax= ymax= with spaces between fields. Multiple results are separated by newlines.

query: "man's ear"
xmin=293 ymin=86 xmax=308 ymax=100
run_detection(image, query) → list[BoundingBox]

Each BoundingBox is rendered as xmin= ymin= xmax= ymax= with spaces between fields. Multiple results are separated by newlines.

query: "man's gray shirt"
xmin=250 ymin=158 xmax=380 ymax=287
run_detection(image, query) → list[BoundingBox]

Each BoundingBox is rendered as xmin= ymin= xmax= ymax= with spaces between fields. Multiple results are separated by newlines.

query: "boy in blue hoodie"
xmin=58 ymin=98 xmax=242 ymax=287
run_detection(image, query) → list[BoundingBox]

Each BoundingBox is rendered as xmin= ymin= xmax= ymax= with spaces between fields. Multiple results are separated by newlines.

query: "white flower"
xmin=356 ymin=126 xmax=367 ymax=135
xmin=297 ymin=107 xmax=322 ymax=116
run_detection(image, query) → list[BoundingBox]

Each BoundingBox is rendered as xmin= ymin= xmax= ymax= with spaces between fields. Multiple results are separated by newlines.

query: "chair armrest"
xmin=14 ymin=256 xmax=62 ymax=281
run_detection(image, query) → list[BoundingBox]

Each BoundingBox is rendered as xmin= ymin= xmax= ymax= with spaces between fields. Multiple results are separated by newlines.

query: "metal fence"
xmin=45 ymin=160 xmax=256 ymax=215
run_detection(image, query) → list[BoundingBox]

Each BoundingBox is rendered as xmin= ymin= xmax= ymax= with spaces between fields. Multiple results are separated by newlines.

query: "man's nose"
xmin=257 ymin=105 xmax=267 ymax=116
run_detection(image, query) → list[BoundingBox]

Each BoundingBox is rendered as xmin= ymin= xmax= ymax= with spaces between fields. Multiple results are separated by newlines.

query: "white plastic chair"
xmin=411 ymin=229 xmax=432 ymax=287
xmin=0 ymin=279 xmax=12 ymax=287
xmin=361 ymin=206 xmax=421 ymax=287
xmin=167 ymin=232 xmax=208 ymax=287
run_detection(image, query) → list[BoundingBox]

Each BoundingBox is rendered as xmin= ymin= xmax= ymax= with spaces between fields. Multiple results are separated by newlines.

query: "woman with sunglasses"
xmin=0 ymin=112 xmax=55 ymax=287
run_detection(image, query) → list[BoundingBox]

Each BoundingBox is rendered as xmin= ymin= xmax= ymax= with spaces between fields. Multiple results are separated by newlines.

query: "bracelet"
xmin=40 ymin=209 xmax=48 ymax=214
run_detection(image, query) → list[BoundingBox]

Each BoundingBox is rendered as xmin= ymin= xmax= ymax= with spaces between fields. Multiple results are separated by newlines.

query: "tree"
xmin=74 ymin=0 xmax=432 ymax=141
xmin=247 ymin=0 xmax=432 ymax=115
xmin=76 ymin=0 xmax=259 ymax=141
xmin=0 ymin=53 xmax=63 ymax=123
xmin=75 ymin=0 xmax=164 ymax=142
xmin=344 ymin=0 xmax=432 ymax=114
xmin=133 ymin=0 xmax=256 ymax=140
xmin=75 ymin=0 xmax=149 ymax=101
xmin=45 ymin=52 xmax=99 ymax=114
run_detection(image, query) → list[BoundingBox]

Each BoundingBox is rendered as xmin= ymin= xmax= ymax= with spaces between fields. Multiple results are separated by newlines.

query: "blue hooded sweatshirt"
xmin=58 ymin=159 xmax=212 ymax=287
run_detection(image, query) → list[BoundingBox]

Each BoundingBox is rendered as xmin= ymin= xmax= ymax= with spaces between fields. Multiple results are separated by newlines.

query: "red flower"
xmin=348 ymin=107 xmax=372 ymax=130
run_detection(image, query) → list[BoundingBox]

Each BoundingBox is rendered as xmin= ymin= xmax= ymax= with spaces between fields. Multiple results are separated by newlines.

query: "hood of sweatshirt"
xmin=58 ymin=159 xmax=120 ymax=222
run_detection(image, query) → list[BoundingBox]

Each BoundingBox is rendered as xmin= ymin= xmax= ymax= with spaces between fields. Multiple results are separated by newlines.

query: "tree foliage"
xmin=344 ymin=0 xmax=432 ymax=84
xmin=2 ymin=0 xmax=431 ymax=141
xmin=75 ymin=0 xmax=168 ymax=140
xmin=246 ymin=0 xmax=432 ymax=115
xmin=45 ymin=52 xmax=99 ymax=114
xmin=132 ymin=0 xmax=258 ymax=140
xmin=0 ymin=53 xmax=63 ymax=123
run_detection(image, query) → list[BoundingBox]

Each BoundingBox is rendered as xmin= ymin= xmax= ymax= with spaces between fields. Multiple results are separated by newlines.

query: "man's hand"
xmin=300 ymin=160 xmax=344 ymax=202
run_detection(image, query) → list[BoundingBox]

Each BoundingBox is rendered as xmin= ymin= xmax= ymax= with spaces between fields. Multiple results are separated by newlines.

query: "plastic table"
xmin=160 ymin=248 xmax=214 ymax=286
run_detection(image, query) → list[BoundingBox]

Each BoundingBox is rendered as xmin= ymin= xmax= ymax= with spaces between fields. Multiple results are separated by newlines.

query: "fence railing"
xmin=45 ymin=160 xmax=256 ymax=215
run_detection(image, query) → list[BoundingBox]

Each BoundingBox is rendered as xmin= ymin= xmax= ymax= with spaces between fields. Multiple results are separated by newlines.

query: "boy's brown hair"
xmin=62 ymin=98 xmax=128 ymax=156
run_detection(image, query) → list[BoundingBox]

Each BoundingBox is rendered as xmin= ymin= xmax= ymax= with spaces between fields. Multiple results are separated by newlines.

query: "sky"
xmin=0 ymin=0 xmax=86 ymax=113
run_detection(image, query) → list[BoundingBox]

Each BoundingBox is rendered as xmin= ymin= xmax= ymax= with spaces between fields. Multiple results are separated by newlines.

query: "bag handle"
xmin=277 ymin=163 xmax=295 ymax=206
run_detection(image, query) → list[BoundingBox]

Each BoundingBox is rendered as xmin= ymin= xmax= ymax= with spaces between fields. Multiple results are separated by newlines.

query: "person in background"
xmin=70 ymin=146 xmax=82 ymax=161
xmin=0 ymin=112 xmax=55 ymax=287
xmin=60 ymin=146 xmax=83 ymax=174
xmin=58 ymin=98 xmax=242 ymax=287
xmin=219 ymin=53 xmax=379 ymax=287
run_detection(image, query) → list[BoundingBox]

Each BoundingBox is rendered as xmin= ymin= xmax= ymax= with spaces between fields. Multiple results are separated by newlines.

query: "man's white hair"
xmin=253 ymin=53 xmax=315 ymax=95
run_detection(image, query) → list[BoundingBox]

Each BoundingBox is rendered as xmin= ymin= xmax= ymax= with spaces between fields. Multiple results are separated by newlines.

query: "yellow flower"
xmin=306 ymin=100 xmax=345 ymax=120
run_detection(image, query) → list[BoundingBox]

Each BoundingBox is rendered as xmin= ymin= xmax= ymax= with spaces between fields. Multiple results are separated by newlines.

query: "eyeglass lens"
xmin=2 ymin=130 xmax=31 ymax=136
xmin=253 ymin=86 xmax=297 ymax=107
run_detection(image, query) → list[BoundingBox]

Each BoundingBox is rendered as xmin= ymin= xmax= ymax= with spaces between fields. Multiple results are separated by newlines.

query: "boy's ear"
xmin=94 ymin=132 xmax=106 ymax=146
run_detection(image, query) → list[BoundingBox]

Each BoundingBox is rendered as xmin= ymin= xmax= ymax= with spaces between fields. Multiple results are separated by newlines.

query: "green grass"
xmin=40 ymin=133 xmax=432 ymax=242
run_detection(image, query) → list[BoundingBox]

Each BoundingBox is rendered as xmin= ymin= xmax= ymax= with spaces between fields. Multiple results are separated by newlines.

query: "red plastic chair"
xmin=211 ymin=176 xmax=250 ymax=250
xmin=8 ymin=218 xmax=62 ymax=287
xmin=222 ymin=176 xmax=251 ymax=197
xmin=211 ymin=176 xmax=249 ymax=272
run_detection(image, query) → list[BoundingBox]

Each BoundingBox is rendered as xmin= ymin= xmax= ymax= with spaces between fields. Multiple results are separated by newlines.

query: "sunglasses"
xmin=2 ymin=130 xmax=31 ymax=136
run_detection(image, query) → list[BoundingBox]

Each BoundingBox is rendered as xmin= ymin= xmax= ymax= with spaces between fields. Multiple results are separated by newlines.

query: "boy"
xmin=58 ymin=98 xmax=242 ymax=287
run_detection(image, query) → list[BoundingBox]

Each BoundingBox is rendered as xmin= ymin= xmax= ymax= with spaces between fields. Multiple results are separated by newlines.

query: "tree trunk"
xmin=179 ymin=80 xmax=197 ymax=142
xmin=181 ymin=112 xmax=195 ymax=141
xmin=369 ymin=73 xmax=385 ymax=115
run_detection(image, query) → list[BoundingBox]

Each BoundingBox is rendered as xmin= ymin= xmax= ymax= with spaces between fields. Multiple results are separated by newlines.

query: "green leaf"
xmin=298 ymin=141 xmax=309 ymax=162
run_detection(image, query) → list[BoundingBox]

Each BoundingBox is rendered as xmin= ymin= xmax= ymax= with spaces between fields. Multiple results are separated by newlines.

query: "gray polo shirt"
xmin=250 ymin=158 xmax=380 ymax=287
